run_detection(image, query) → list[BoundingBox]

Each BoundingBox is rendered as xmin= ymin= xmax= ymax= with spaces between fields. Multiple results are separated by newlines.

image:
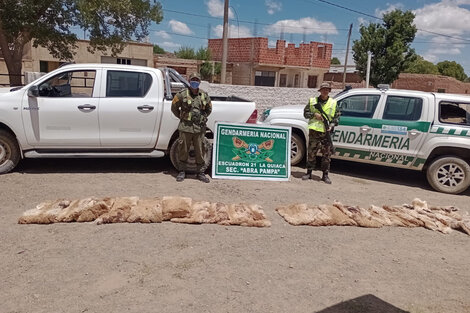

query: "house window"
xmin=117 ymin=58 xmax=131 ymax=65
xmin=279 ymin=74 xmax=287 ymax=87
xmin=254 ymin=71 xmax=275 ymax=87
xmin=294 ymin=74 xmax=299 ymax=87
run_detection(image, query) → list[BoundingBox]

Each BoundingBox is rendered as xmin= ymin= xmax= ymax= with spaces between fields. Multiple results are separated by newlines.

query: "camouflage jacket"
xmin=171 ymin=88 xmax=212 ymax=133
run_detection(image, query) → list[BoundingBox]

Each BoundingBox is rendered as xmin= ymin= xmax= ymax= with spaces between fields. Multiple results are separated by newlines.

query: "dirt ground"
xmin=1 ymin=157 xmax=469 ymax=313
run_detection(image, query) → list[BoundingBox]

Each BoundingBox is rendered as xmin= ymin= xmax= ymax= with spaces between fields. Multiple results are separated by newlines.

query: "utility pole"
xmin=342 ymin=23 xmax=352 ymax=89
xmin=220 ymin=0 xmax=229 ymax=84
xmin=366 ymin=51 xmax=372 ymax=88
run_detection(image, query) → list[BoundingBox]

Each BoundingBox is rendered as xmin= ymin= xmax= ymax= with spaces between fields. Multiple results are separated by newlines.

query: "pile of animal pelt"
xmin=276 ymin=198 xmax=470 ymax=235
xmin=18 ymin=196 xmax=271 ymax=227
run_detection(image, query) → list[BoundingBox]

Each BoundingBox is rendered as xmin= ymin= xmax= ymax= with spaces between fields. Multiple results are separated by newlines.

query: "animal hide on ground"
xmin=276 ymin=198 xmax=470 ymax=235
xmin=18 ymin=196 xmax=271 ymax=227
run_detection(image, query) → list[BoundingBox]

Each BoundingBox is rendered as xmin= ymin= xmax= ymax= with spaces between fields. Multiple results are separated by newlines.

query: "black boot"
xmin=321 ymin=172 xmax=331 ymax=184
xmin=302 ymin=169 xmax=312 ymax=180
xmin=197 ymin=173 xmax=210 ymax=183
xmin=176 ymin=171 xmax=185 ymax=182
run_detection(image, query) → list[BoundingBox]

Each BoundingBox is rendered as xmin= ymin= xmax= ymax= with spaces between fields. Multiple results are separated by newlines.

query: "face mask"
xmin=190 ymin=81 xmax=200 ymax=89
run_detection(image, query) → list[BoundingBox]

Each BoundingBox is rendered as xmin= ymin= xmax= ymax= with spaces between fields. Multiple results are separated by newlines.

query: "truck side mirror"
xmin=28 ymin=85 xmax=39 ymax=97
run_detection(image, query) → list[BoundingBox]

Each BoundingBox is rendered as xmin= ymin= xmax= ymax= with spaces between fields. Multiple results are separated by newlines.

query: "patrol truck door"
xmin=98 ymin=69 xmax=162 ymax=147
xmin=368 ymin=95 xmax=429 ymax=168
xmin=333 ymin=94 xmax=382 ymax=161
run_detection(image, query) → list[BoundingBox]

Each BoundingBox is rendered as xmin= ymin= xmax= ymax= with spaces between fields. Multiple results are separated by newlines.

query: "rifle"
xmin=314 ymin=101 xmax=336 ymax=154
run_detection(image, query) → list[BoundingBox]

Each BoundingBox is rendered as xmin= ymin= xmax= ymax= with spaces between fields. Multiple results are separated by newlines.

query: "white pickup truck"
xmin=262 ymin=86 xmax=470 ymax=194
xmin=0 ymin=64 xmax=257 ymax=173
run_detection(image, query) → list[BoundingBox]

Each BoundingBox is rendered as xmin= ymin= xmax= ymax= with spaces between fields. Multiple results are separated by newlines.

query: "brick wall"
xmin=208 ymin=37 xmax=332 ymax=68
xmin=392 ymin=73 xmax=470 ymax=94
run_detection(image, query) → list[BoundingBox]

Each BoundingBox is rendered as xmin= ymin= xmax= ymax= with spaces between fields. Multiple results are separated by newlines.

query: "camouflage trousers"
xmin=177 ymin=131 xmax=206 ymax=172
xmin=306 ymin=129 xmax=333 ymax=172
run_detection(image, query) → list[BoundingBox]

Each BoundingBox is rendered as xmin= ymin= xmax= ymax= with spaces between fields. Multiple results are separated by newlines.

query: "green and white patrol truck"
xmin=261 ymin=85 xmax=470 ymax=194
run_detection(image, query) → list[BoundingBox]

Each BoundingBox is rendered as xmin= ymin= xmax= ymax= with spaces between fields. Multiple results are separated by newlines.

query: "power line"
xmin=307 ymin=0 xmax=470 ymax=43
xmin=163 ymin=8 xmax=349 ymax=32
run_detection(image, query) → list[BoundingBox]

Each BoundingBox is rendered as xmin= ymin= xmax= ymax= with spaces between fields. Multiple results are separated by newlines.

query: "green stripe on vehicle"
xmin=430 ymin=127 xmax=470 ymax=137
xmin=412 ymin=158 xmax=426 ymax=168
xmin=334 ymin=147 xmax=420 ymax=167
xmin=339 ymin=117 xmax=431 ymax=132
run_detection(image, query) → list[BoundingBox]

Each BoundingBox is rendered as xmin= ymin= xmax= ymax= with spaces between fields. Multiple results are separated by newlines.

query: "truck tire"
xmin=291 ymin=133 xmax=305 ymax=166
xmin=426 ymin=156 xmax=470 ymax=194
xmin=170 ymin=137 xmax=212 ymax=173
xmin=0 ymin=130 xmax=20 ymax=174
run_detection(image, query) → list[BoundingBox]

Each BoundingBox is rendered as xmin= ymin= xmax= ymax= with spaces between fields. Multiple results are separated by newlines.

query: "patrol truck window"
xmin=383 ymin=96 xmax=422 ymax=121
xmin=106 ymin=71 xmax=152 ymax=97
xmin=337 ymin=95 xmax=380 ymax=118
xmin=439 ymin=101 xmax=470 ymax=125
xmin=38 ymin=70 xmax=96 ymax=98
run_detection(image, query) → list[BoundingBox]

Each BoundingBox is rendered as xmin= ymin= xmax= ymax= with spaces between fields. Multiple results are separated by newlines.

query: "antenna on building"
xmin=289 ymin=33 xmax=293 ymax=43
xmin=280 ymin=25 xmax=284 ymax=41
xmin=303 ymin=27 xmax=306 ymax=43
xmin=253 ymin=18 xmax=258 ymax=37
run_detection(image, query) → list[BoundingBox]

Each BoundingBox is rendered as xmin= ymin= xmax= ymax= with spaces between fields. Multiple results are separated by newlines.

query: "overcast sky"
xmin=151 ymin=0 xmax=470 ymax=75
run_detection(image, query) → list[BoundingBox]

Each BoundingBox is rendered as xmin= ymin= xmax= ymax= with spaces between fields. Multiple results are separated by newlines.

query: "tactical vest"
xmin=182 ymin=89 xmax=207 ymax=121
xmin=308 ymin=97 xmax=337 ymax=132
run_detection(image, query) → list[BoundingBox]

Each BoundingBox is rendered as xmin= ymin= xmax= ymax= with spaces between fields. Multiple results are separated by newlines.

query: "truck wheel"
xmin=170 ymin=137 xmax=212 ymax=173
xmin=291 ymin=133 xmax=305 ymax=166
xmin=426 ymin=156 xmax=470 ymax=194
xmin=0 ymin=130 xmax=20 ymax=174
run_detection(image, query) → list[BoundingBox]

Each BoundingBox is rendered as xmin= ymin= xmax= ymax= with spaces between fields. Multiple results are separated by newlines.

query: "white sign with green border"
xmin=212 ymin=122 xmax=291 ymax=181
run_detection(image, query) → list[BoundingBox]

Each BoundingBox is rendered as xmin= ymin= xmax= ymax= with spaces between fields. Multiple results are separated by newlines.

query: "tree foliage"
xmin=352 ymin=10 xmax=417 ymax=87
xmin=153 ymin=44 xmax=165 ymax=54
xmin=174 ymin=46 xmax=196 ymax=59
xmin=403 ymin=55 xmax=439 ymax=75
xmin=0 ymin=0 xmax=163 ymax=85
xmin=331 ymin=57 xmax=340 ymax=65
xmin=437 ymin=60 xmax=468 ymax=81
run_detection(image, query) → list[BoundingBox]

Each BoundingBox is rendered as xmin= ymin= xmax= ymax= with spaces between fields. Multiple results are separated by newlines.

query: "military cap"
xmin=189 ymin=72 xmax=201 ymax=81
xmin=318 ymin=82 xmax=332 ymax=91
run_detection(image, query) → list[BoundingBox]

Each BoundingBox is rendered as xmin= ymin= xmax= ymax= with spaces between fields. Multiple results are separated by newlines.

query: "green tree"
xmin=331 ymin=57 xmax=340 ymax=65
xmin=196 ymin=47 xmax=211 ymax=61
xmin=200 ymin=62 xmax=213 ymax=81
xmin=153 ymin=44 xmax=165 ymax=54
xmin=0 ymin=0 xmax=163 ymax=86
xmin=352 ymin=10 xmax=417 ymax=87
xmin=437 ymin=60 xmax=468 ymax=81
xmin=175 ymin=46 xmax=196 ymax=59
xmin=403 ymin=55 xmax=439 ymax=74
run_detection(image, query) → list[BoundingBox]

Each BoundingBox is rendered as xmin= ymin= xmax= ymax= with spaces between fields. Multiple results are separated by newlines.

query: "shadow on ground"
xmin=293 ymin=159 xmax=470 ymax=196
xmin=15 ymin=157 xmax=175 ymax=174
xmin=316 ymin=294 xmax=409 ymax=313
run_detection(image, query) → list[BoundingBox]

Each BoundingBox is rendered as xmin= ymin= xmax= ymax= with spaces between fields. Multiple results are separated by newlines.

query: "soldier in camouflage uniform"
xmin=302 ymin=82 xmax=340 ymax=184
xmin=171 ymin=72 xmax=212 ymax=183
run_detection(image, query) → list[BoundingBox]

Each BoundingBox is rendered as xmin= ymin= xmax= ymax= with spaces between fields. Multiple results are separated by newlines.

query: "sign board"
xmin=212 ymin=122 xmax=291 ymax=181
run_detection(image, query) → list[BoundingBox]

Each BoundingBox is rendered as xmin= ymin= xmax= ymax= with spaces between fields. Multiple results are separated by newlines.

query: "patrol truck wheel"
xmin=0 ymin=130 xmax=20 ymax=174
xmin=169 ymin=137 xmax=212 ymax=174
xmin=426 ymin=156 xmax=470 ymax=194
xmin=291 ymin=133 xmax=305 ymax=166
